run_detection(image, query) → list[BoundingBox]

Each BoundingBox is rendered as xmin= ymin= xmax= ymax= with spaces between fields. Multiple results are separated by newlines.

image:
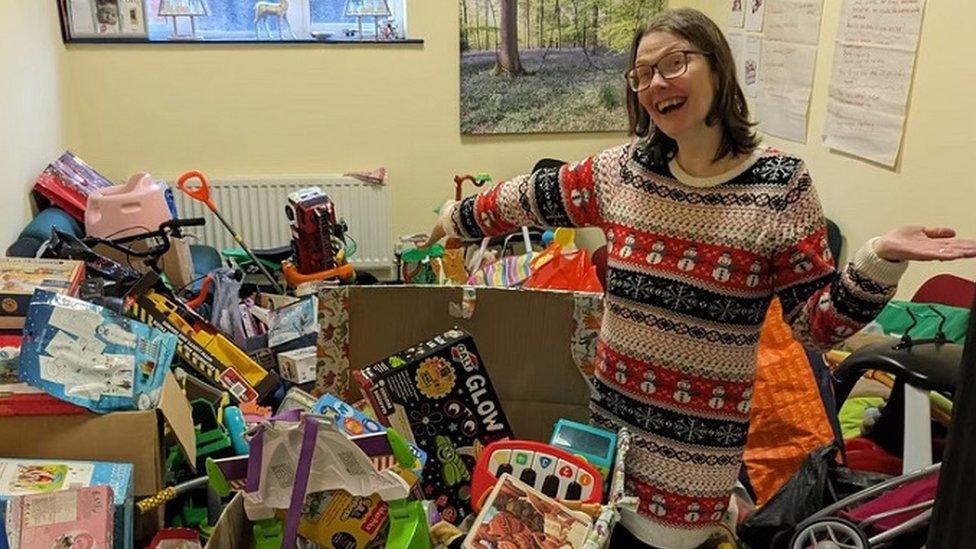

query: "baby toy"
xmin=470 ymin=440 xmax=603 ymax=512
xmin=549 ymin=418 xmax=617 ymax=488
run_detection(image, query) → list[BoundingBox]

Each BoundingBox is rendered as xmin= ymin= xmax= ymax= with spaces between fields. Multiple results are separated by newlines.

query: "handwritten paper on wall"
xmin=729 ymin=0 xmax=746 ymax=28
xmin=757 ymin=0 xmax=824 ymax=142
xmin=822 ymin=0 xmax=926 ymax=167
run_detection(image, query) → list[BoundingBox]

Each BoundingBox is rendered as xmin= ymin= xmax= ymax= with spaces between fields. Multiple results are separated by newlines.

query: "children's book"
xmin=463 ymin=473 xmax=592 ymax=549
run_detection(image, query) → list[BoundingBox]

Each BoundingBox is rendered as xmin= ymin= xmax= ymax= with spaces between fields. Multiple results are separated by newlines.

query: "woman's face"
xmin=634 ymin=31 xmax=716 ymax=142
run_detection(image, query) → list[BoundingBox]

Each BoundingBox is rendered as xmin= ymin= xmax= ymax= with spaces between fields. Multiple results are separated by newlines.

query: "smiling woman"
xmin=58 ymin=0 xmax=412 ymax=42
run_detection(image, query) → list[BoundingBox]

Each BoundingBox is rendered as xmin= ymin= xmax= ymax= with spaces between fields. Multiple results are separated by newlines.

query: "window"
xmin=61 ymin=0 xmax=411 ymax=43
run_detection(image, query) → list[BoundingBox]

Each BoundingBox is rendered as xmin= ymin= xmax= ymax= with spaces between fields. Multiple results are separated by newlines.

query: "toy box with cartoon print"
xmin=297 ymin=490 xmax=388 ymax=548
xmin=0 ymin=257 xmax=84 ymax=329
xmin=0 ymin=458 xmax=134 ymax=549
xmin=354 ymin=328 xmax=514 ymax=525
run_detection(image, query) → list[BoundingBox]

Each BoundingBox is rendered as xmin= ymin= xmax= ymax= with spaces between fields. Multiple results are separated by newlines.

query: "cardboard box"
xmin=277 ymin=346 xmax=317 ymax=385
xmin=207 ymin=286 xmax=596 ymax=547
xmin=0 ymin=461 xmax=131 ymax=549
xmin=355 ymin=328 xmax=514 ymax=525
xmin=0 ymin=374 xmax=195 ymax=543
xmin=0 ymin=257 xmax=84 ymax=329
xmin=343 ymin=287 xmax=593 ymax=441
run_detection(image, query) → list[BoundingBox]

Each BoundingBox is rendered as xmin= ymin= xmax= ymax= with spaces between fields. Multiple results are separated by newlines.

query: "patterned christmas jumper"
xmin=442 ymin=139 xmax=908 ymax=548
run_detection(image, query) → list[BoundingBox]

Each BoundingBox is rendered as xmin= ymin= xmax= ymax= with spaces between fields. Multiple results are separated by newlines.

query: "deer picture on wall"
xmin=254 ymin=0 xmax=295 ymax=39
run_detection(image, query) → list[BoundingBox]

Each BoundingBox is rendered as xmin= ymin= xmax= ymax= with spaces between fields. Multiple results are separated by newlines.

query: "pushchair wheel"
xmin=790 ymin=517 xmax=870 ymax=549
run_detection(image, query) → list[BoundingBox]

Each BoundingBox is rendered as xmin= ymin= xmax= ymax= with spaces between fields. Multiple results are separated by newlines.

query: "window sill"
xmin=64 ymin=37 xmax=424 ymax=45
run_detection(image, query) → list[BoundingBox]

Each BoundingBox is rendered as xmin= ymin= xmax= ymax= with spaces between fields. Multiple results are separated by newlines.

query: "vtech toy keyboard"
xmin=471 ymin=440 xmax=603 ymax=511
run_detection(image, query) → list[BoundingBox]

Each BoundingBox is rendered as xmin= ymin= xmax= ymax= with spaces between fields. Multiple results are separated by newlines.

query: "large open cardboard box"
xmin=206 ymin=285 xmax=596 ymax=546
xmin=0 ymin=373 xmax=196 ymax=540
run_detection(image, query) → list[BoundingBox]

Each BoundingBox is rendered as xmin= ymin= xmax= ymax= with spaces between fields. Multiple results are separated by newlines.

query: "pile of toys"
xmin=0 ymin=152 xmax=637 ymax=548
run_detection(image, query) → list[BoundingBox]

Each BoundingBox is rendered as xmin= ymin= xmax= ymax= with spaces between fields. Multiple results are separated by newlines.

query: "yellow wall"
xmin=59 ymin=1 xmax=976 ymax=294
xmin=0 ymin=2 xmax=71 ymax=244
xmin=758 ymin=0 xmax=976 ymax=295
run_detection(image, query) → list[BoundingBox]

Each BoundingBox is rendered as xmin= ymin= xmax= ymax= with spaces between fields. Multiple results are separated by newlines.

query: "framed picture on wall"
xmin=60 ymin=0 xmax=149 ymax=39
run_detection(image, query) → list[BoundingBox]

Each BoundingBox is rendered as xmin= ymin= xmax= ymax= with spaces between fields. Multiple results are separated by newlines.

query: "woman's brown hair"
xmin=626 ymin=8 xmax=758 ymax=163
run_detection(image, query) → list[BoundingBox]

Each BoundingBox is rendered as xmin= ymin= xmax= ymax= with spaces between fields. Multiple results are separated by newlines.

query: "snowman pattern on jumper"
xmin=818 ymin=291 xmax=832 ymax=312
xmin=821 ymin=236 xmax=832 ymax=263
xmin=479 ymin=210 xmax=497 ymax=230
xmin=640 ymin=369 xmax=657 ymax=394
xmin=678 ymin=246 xmax=699 ymax=272
xmin=708 ymin=386 xmax=726 ymax=409
xmin=673 ymin=379 xmax=693 ymax=404
xmin=711 ymin=501 xmax=726 ymax=522
xmin=570 ymin=188 xmax=591 ymax=209
xmin=606 ymin=229 xmax=616 ymax=254
xmin=684 ymin=502 xmax=701 ymax=523
xmin=790 ymin=251 xmax=814 ymax=273
xmin=746 ymin=260 xmax=763 ymax=288
xmin=614 ymin=361 xmax=628 ymax=384
xmin=712 ymin=252 xmax=734 ymax=282
xmin=737 ymin=387 xmax=753 ymax=414
xmin=646 ymin=240 xmax=666 ymax=265
xmin=649 ymin=494 xmax=668 ymax=517
xmin=620 ymin=234 xmax=636 ymax=259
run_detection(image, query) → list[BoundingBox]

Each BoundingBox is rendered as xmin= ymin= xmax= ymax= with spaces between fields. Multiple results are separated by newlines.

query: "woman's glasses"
xmin=625 ymin=50 xmax=710 ymax=92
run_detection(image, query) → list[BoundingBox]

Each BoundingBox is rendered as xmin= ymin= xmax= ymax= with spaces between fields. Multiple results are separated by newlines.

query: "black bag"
xmin=738 ymin=444 xmax=890 ymax=548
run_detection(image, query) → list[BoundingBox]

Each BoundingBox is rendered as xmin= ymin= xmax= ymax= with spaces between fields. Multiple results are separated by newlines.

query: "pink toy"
xmin=85 ymin=173 xmax=174 ymax=239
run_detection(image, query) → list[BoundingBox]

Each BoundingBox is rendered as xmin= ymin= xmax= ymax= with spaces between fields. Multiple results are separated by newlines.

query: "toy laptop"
xmin=355 ymin=328 xmax=514 ymax=525
xmin=0 ymin=458 xmax=134 ymax=549
xmin=550 ymin=418 xmax=618 ymax=483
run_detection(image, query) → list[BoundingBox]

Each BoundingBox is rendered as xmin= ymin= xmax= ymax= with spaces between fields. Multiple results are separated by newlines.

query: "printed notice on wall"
xmin=729 ymin=0 xmax=746 ymax=28
xmin=822 ymin=0 xmax=926 ymax=167
xmin=743 ymin=34 xmax=763 ymax=98
xmin=757 ymin=0 xmax=824 ymax=142
xmin=745 ymin=0 xmax=767 ymax=32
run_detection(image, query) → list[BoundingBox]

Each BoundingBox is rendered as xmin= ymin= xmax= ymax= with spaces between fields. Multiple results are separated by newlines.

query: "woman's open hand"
xmin=874 ymin=226 xmax=976 ymax=262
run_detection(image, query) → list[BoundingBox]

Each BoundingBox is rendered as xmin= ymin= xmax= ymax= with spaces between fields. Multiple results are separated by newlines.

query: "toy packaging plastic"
xmin=267 ymin=296 xmax=318 ymax=348
xmin=297 ymin=490 xmax=389 ymax=548
xmin=20 ymin=290 xmax=177 ymax=413
xmin=0 ymin=257 xmax=85 ymax=329
xmin=5 ymin=485 xmax=114 ymax=549
xmin=313 ymin=393 xmax=429 ymax=479
xmin=0 ymin=458 xmax=134 ymax=549
xmin=32 ymin=151 xmax=113 ymax=222
xmin=240 ymin=410 xmax=412 ymax=547
xmin=355 ymin=329 xmax=514 ymax=525
xmin=463 ymin=473 xmax=592 ymax=549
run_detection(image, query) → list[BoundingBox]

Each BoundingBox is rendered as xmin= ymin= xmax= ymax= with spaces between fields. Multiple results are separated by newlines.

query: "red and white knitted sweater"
xmin=444 ymin=140 xmax=907 ymax=548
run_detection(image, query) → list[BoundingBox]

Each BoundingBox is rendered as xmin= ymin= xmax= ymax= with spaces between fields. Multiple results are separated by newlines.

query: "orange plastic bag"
xmin=744 ymin=298 xmax=837 ymax=505
xmin=523 ymin=250 xmax=603 ymax=292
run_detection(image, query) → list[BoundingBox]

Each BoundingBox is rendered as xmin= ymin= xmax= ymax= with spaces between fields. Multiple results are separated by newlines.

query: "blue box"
xmin=0 ymin=458 xmax=134 ymax=549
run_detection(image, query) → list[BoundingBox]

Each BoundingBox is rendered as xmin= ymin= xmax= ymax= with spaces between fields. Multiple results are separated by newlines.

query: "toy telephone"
xmin=470 ymin=440 xmax=603 ymax=512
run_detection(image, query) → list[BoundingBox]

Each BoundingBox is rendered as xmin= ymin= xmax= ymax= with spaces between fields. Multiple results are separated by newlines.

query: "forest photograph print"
xmin=460 ymin=0 xmax=664 ymax=135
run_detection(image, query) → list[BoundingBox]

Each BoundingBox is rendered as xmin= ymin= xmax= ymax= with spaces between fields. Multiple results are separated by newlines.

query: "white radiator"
xmin=172 ymin=176 xmax=393 ymax=270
